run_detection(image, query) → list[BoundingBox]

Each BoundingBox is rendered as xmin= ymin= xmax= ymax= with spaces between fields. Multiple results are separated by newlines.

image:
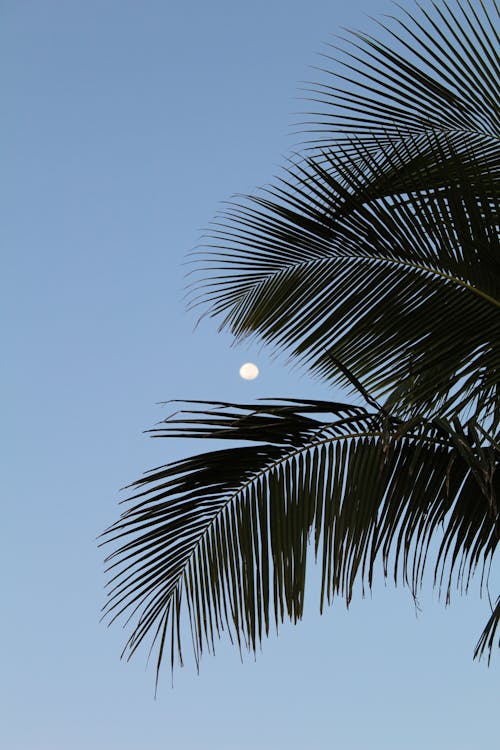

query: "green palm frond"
xmin=302 ymin=0 xmax=499 ymax=149
xmin=191 ymin=133 xmax=500 ymax=416
xmin=189 ymin=1 xmax=499 ymax=417
xmin=104 ymin=0 xmax=500 ymax=684
xmin=102 ymin=400 xmax=499 ymax=679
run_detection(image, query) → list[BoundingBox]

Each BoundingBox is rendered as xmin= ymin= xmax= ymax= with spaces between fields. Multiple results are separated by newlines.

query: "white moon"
xmin=239 ymin=362 xmax=259 ymax=380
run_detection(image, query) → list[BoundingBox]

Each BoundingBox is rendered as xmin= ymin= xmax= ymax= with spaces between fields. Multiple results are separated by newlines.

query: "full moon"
xmin=239 ymin=362 xmax=259 ymax=380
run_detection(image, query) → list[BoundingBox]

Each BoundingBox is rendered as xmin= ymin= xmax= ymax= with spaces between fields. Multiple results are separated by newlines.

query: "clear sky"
xmin=2 ymin=1 xmax=498 ymax=748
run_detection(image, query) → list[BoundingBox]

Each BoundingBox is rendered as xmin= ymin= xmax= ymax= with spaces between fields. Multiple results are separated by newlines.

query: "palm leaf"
xmin=301 ymin=0 xmax=499 ymax=149
xmin=103 ymin=0 xmax=500 ymax=685
xmin=102 ymin=399 xmax=499 ymax=680
xmin=188 ymin=1 xmax=499 ymax=417
xmin=191 ymin=134 xmax=500 ymax=417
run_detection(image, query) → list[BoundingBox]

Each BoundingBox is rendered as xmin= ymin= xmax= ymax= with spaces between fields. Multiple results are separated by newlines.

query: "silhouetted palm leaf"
xmin=102 ymin=400 xmax=499 ymax=679
xmin=189 ymin=0 xmax=499 ymax=416
xmin=104 ymin=0 xmax=500 ymax=680
xmin=192 ymin=136 xmax=499 ymax=416
xmin=302 ymin=0 xmax=499 ymax=149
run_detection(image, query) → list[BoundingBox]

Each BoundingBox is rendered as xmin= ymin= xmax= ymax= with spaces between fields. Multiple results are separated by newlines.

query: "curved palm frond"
xmin=102 ymin=399 xmax=499 ymax=680
xmin=189 ymin=0 xmax=500 ymax=417
xmin=191 ymin=132 xmax=500 ymax=416
xmin=104 ymin=0 xmax=500 ymax=683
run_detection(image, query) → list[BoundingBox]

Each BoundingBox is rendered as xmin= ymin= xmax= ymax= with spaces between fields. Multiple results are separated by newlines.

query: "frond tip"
xmin=103 ymin=0 xmax=500 ymax=683
xmin=474 ymin=597 xmax=500 ymax=664
xmin=102 ymin=400 xmax=499 ymax=677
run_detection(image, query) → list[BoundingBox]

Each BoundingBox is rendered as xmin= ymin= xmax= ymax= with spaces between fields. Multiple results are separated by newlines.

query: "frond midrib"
xmin=202 ymin=249 xmax=500 ymax=313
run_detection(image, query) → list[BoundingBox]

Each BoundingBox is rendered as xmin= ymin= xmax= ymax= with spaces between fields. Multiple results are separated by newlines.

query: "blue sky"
xmin=2 ymin=1 xmax=498 ymax=748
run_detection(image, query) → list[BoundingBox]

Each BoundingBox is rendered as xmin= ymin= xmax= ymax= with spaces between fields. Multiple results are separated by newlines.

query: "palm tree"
xmin=102 ymin=0 xmax=499 ymax=681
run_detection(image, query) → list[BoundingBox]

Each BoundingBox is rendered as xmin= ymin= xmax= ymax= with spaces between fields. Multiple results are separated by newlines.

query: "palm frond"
xmin=301 ymin=0 xmax=499 ymax=150
xmin=102 ymin=399 xmax=499 ymax=679
xmin=188 ymin=1 xmax=499 ymax=418
xmin=103 ymin=0 xmax=500 ymax=685
xmin=191 ymin=134 xmax=500 ymax=417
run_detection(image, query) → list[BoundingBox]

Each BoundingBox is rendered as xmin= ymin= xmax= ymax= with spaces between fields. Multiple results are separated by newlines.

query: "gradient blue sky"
xmin=2 ymin=2 xmax=498 ymax=748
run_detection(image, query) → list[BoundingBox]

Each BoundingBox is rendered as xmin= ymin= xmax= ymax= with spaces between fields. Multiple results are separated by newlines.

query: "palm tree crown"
xmin=102 ymin=0 xmax=500 ymax=682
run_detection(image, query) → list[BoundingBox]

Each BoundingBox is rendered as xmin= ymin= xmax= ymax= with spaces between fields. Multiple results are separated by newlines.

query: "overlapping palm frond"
xmin=192 ymin=135 xmax=500 ymax=416
xmin=102 ymin=399 xmax=499 ymax=679
xmin=104 ymin=0 xmax=500 ymax=680
xmin=189 ymin=0 xmax=500 ymax=417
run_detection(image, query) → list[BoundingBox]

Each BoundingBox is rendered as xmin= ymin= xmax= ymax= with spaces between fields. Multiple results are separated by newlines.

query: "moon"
xmin=239 ymin=362 xmax=259 ymax=380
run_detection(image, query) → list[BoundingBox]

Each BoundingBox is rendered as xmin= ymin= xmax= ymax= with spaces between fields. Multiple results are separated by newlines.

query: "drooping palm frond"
xmin=102 ymin=399 xmax=499 ymax=679
xmin=191 ymin=133 xmax=500 ymax=417
xmin=104 ymin=0 xmax=500 ymax=683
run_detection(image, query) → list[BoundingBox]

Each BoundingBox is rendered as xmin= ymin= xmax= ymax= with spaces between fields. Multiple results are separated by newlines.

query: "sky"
xmin=2 ymin=1 xmax=498 ymax=748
